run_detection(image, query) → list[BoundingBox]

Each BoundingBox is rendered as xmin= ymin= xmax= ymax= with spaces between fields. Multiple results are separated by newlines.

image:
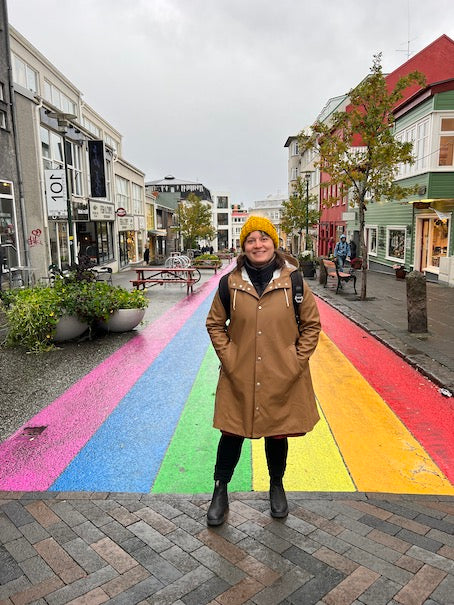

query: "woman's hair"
xmin=236 ymin=247 xmax=286 ymax=270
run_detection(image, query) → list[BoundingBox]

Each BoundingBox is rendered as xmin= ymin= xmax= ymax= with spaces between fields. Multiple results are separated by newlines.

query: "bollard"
xmin=406 ymin=271 xmax=428 ymax=333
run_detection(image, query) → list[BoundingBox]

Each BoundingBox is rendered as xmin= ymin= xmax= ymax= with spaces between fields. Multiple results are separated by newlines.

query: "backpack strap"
xmin=218 ymin=269 xmax=304 ymax=331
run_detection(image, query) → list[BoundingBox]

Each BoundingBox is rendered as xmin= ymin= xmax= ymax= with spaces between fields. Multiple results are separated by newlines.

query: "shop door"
xmin=118 ymin=232 xmax=128 ymax=268
xmin=419 ymin=217 xmax=449 ymax=272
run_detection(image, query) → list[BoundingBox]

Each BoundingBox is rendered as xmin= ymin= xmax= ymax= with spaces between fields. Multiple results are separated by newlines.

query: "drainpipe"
xmin=3 ymin=0 xmax=30 ymax=267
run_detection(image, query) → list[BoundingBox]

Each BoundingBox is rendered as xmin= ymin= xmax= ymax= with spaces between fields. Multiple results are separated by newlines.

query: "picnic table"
xmin=131 ymin=266 xmax=201 ymax=295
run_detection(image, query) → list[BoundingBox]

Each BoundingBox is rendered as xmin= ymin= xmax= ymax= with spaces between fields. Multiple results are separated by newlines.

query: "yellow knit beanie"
xmin=240 ymin=216 xmax=279 ymax=249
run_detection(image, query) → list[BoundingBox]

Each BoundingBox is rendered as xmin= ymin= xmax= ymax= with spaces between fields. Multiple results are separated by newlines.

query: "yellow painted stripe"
xmin=252 ymin=402 xmax=356 ymax=492
xmin=311 ymin=333 xmax=454 ymax=495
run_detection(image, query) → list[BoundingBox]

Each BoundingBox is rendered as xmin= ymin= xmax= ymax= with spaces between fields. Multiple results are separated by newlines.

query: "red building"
xmin=318 ymin=34 xmax=454 ymax=258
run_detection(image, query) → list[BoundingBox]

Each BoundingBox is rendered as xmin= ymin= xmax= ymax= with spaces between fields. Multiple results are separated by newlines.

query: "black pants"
xmin=213 ymin=434 xmax=288 ymax=484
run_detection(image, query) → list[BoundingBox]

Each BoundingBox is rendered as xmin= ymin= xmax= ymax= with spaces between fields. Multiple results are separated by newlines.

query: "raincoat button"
xmin=257 ymin=356 xmax=262 ymax=361
xmin=258 ymin=330 xmax=262 ymax=335
xmin=258 ymin=305 xmax=262 ymax=309
xmin=256 ymin=382 xmax=260 ymax=386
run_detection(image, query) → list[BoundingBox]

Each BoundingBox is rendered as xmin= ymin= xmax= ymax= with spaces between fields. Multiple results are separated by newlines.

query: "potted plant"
xmin=392 ymin=264 xmax=407 ymax=280
xmin=98 ymin=287 xmax=148 ymax=333
xmin=297 ymin=250 xmax=316 ymax=278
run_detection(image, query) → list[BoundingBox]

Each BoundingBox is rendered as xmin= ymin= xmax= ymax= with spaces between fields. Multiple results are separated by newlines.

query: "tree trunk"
xmin=359 ymin=198 xmax=368 ymax=300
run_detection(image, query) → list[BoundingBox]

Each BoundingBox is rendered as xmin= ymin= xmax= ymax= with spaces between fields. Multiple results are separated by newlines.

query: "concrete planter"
xmin=98 ymin=308 xmax=145 ymax=333
xmin=54 ymin=315 xmax=88 ymax=342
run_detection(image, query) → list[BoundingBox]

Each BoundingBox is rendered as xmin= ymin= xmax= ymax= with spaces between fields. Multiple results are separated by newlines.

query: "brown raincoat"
xmin=206 ymin=263 xmax=321 ymax=438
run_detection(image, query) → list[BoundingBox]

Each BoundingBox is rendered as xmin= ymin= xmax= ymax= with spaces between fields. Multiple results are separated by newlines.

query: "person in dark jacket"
xmin=334 ymin=234 xmax=350 ymax=268
xmin=143 ymin=247 xmax=150 ymax=265
xmin=205 ymin=216 xmax=321 ymax=526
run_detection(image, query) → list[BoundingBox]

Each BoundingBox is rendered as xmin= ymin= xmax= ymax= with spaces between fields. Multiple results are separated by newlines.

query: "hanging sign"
xmin=45 ymin=169 xmax=67 ymax=218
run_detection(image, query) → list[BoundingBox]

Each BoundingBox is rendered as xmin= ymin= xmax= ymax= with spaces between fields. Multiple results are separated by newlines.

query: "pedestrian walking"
xmin=143 ymin=247 xmax=150 ymax=265
xmin=205 ymin=216 xmax=321 ymax=525
xmin=349 ymin=238 xmax=357 ymax=260
xmin=334 ymin=234 xmax=350 ymax=268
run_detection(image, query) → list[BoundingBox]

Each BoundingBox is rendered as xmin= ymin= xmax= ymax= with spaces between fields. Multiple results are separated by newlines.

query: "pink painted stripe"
xmin=0 ymin=266 xmax=232 ymax=491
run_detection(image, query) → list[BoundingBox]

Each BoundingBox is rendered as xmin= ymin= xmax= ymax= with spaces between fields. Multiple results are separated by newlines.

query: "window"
xmin=43 ymin=80 xmax=76 ymax=115
xmin=105 ymin=159 xmax=112 ymax=201
xmin=83 ymin=116 xmax=101 ymax=138
xmin=367 ymin=226 xmax=377 ymax=256
xmin=104 ymin=134 xmax=118 ymax=152
xmin=217 ymin=196 xmax=228 ymax=209
xmin=115 ymin=176 xmax=130 ymax=212
xmin=65 ymin=141 xmax=83 ymax=196
xmin=386 ymin=226 xmax=406 ymax=261
xmin=0 ymin=109 xmax=6 ymax=129
xmin=40 ymin=126 xmax=64 ymax=170
xmin=132 ymin=183 xmax=143 ymax=215
xmin=217 ymin=213 xmax=228 ymax=226
xmin=0 ymin=82 xmax=4 ymax=101
xmin=438 ymin=117 xmax=454 ymax=167
xmin=290 ymin=167 xmax=298 ymax=180
xmin=292 ymin=141 xmax=299 ymax=156
xmin=12 ymin=54 xmax=38 ymax=92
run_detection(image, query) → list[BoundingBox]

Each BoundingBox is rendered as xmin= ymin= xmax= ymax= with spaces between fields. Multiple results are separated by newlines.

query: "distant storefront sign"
xmin=45 ymin=169 xmax=67 ymax=218
xmin=90 ymin=201 xmax=115 ymax=221
xmin=117 ymin=216 xmax=134 ymax=231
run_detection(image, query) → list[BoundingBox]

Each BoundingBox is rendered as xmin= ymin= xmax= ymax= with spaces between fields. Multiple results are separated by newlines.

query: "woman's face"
xmin=243 ymin=230 xmax=275 ymax=267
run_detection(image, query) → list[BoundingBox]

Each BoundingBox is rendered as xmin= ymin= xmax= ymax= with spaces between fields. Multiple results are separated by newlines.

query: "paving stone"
xmin=19 ymin=555 xmax=55 ymax=584
xmin=181 ymin=575 xmax=231 ymax=605
xmin=214 ymin=576 xmax=264 ymax=605
xmin=395 ymin=529 xmax=443 ymax=553
xmin=191 ymin=545 xmax=246 ymax=585
xmin=0 ymin=513 xmax=23 ymax=544
xmin=46 ymin=522 xmax=78 ymax=545
xmin=357 ymin=575 xmax=401 ymax=605
xmin=161 ymin=545 xmax=201 ymax=574
xmin=117 ymin=537 xmax=146 ymax=555
xmin=132 ymin=545 xmax=183 ymax=583
xmin=172 ymin=514 xmax=206 ymax=536
xmin=345 ymin=501 xmax=394 ymax=521
xmin=367 ymin=501 xmax=419 ymax=521
xmin=128 ymin=520 xmax=174 ymax=553
xmin=312 ymin=546 xmax=359 ymax=575
xmin=61 ymin=537 xmax=107 ymax=573
xmin=44 ymin=565 xmax=118 ymax=605
xmin=1 ymin=502 xmax=35 ymax=527
xmin=6 ymin=576 xmax=64 ymax=605
xmin=280 ymin=512 xmax=317 ymax=536
xmin=343 ymin=546 xmax=413 ymax=585
xmin=19 ymin=522 xmax=50 ymax=545
xmin=46 ymin=502 xmax=86 ymax=528
xmin=307 ymin=528 xmax=350 ymax=554
xmin=91 ymin=537 xmax=137 ymax=573
xmin=235 ymin=537 xmax=294 ymax=574
xmin=254 ymin=566 xmax=320 ymax=605
xmin=406 ymin=545 xmax=454 ymax=574
xmin=338 ymin=528 xmax=402 ymax=563
xmin=367 ymin=529 xmax=411 ymax=555
xmin=141 ymin=500 xmax=182 ymax=520
xmin=24 ymin=501 xmax=61 ymax=528
xmin=437 ymin=544 xmax=454 ymax=560
xmin=0 ymin=576 xmax=31 ymax=601
xmin=335 ymin=514 xmax=378 ymax=537
xmin=0 ymin=545 xmax=25 ymax=584
xmin=429 ymin=571 xmax=454 ymax=605
xmin=4 ymin=538 xmax=37 ymax=563
xmin=72 ymin=520 xmax=105 ymax=545
xmin=388 ymin=514 xmax=431 ymax=535
xmin=95 ymin=575 xmax=163 ymax=605
xmin=236 ymin=555 xmax=281 ymax=586
xmin=292 ymin=507 xmax=344 ymax=536
xmin=322 ymin=566 xmax=380 ymax=605
xmin=167 ymin=527 xmax=204 ymax=553
xmin=393 ymin=563 xmax=447 ymax=605
xmin=98 ymin=520 xmax=134 ymax=543
xmin=357 ymin=513 xmax=401 ymax=535
xmin=150 ymin=566 xmax=214 ymax=605
xmin=100 ymin=565 xmax=151 ymax=598
xmin=64 ymin=586 xmax=110 ymax=604
xmin=213 ymin=522 xmax=248 ymax=545
xmin=134 ymin=507 xmax=177 ymax=534
xmin=394 ymin=554 xmax=424 ymax=573
xmin=197 ymin=529 xmax=247 ymax=564
xmin=283 ymin=545 xmax=340 ymax=576
xmin=236 ymin=521 xmax=291 ymax=554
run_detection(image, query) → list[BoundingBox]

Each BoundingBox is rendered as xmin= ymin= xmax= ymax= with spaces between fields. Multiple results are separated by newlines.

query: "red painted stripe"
xmin=316 ymin=297 xmax=454 ymax=483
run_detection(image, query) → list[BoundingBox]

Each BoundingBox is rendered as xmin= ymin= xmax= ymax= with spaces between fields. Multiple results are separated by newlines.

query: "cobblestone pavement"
xmin=1 ymin=491 xmax=453 ymax=605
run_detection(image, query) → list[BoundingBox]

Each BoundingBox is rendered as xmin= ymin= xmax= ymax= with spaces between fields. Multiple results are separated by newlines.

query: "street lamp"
xmin=304 ymin=171 xmax=312 ymax=250
xmin=46 ymin=111 xmax=77 ymax=266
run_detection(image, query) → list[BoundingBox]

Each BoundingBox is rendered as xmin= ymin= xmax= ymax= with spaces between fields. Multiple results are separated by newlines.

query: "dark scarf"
xmin=244 ymin=256 xmax=277 ymax=297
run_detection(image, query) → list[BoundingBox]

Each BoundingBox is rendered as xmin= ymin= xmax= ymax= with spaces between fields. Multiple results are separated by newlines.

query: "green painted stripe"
xmin=151 ymin=346 xmax=252 ymax=493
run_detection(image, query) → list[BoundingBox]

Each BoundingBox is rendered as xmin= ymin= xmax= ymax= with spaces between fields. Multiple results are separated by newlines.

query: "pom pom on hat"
xmin=240 ymin=216 xmax=279 ymax=249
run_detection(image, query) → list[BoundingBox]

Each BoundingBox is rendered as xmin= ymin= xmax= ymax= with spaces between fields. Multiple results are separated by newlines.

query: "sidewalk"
xmin=309 ymin=269 xmax=454 ymax=393
xmin=1 ymin=264 xmax=453 ymax=604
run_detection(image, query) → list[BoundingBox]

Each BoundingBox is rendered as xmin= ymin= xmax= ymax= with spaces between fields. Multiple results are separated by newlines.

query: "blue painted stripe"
xmin=50 ymin=294 xmax=214 ymax=493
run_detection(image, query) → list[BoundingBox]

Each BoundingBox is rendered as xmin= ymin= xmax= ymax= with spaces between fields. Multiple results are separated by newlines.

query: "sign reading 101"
xmin=45 ymin=169 xmax=68 ymax=218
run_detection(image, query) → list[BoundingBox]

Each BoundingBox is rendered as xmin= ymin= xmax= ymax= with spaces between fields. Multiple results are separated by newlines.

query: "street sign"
xmin=45 ymin=169 xmax=67 ymax=218
xmin=116 ymin=207 xmax=126 ymax=217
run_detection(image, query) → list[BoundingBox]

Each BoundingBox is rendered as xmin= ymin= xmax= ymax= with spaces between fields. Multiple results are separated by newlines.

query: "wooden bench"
xmin=322 ymin=259 xmax=357 ymax=294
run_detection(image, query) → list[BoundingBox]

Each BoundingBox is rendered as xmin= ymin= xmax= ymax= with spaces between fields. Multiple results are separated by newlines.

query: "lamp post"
xmin=304 ymin=171 xmax=311 ymax=250
xmin=46 ymin=111 xmax=77 ymax=266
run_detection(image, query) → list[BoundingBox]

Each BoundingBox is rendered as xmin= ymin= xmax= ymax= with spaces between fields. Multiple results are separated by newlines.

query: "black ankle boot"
xmin=269 ymin=480 xmax=288 ymax=518
xmin=207 ymin=480 xmax=229 ymax=526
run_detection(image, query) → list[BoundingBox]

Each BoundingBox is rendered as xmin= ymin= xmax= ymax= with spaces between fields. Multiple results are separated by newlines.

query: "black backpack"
xmin=218 ymin=270 xmax=304 ymax=333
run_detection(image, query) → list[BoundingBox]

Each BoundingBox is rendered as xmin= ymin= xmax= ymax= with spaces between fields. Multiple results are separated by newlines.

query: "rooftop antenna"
xmin=395 ymin=0 xmax=416 ymax=59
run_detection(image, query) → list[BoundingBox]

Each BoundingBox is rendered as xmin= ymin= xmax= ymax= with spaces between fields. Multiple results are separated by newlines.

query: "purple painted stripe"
xmin=0 ymin=266 xmax=232 ymax=491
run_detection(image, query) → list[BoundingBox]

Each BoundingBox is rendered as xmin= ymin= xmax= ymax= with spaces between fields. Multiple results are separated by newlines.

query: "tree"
xmin=178 ymin=193 xmax=216 ymax=250
xmin=304 ymin=54 xmax=425 ymax=300
xmin=281 ymin=176 xmax=320 ymax=253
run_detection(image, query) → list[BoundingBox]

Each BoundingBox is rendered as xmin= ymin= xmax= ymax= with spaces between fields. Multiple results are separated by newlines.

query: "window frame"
xmin=366 ymin=225 xmax=378 ymax=256
xmin=385 ymin=225 xmax=406 ymax=262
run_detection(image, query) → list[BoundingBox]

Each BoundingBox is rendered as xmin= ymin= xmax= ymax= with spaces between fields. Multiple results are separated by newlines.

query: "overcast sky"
xmin=7 ymin=0 xmax=454 ymax=205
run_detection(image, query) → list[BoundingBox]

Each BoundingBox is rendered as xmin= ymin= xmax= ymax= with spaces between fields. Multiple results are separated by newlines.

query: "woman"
xmin=205 ymin=216 xmax=321 ymax=526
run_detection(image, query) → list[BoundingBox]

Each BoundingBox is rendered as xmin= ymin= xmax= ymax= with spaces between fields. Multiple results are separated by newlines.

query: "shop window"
xmin=367 ymin=226 xmax=377 ymax=256
xmin=438 ymin=117 xmax=454 ymax=167
xmin=386 ymin=227 xmax=406 ymax=261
